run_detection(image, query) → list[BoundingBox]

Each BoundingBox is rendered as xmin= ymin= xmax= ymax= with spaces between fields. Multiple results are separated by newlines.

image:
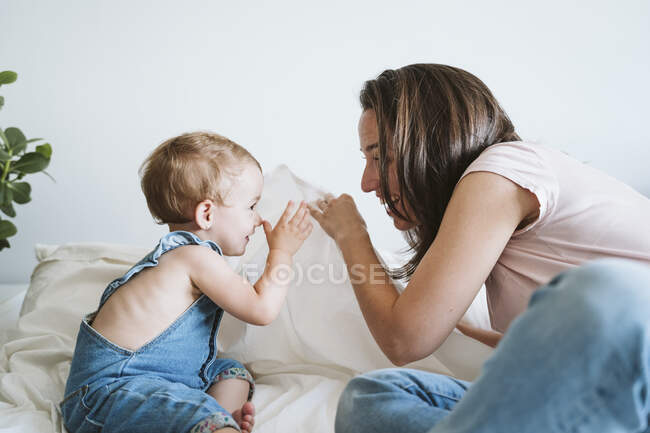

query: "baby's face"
xmin=210 ymin=163 xmax=264 ymax=256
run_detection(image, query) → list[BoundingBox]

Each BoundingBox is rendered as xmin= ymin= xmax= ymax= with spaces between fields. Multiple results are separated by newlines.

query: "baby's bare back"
xmin=91 ymin=248 xmax=202 ymax=351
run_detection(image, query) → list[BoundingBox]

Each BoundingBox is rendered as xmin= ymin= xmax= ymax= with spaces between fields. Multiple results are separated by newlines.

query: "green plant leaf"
xmin=12 ymin=152 xmax=49 ymax=173
xmin=36 ymin=143 xmax=52 ymax=159
xmin=0 ymin=129 xmax=8 ymax=149
xmin=5 ymin=127 xmax=26 ymax=148
xmin=1 ymin=184 xmax=12 ymax=205
xmin=7 ymin=182 xmax=31 ymax=204
xmin=0 ymin=219 xmax=17 ymax=239
xmin=0 ymin=96 xmax=4 ymax=110
xmin=0 ymin=238 xmax=10 ymax=251
xmin=0 ymin=71 xmax=18 ymax=86
xmin=0 ymin=148 xmax=10 ymax=161
xmin=0 ymin=201 xmax=15 ymax=217
xmin=11 ymin=140 xmax=27 ymax=155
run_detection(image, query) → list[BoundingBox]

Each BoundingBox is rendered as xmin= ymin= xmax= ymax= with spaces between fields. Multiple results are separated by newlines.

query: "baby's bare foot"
xmin=232 ymin=401 xmax=255 ymax=433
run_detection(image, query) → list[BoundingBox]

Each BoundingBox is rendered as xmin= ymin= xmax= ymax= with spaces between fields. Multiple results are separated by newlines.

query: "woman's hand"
xmin=262 ymin=200 xmax=313 ymax=256
xmin=308 ymin=193 xmax=368 ymax=244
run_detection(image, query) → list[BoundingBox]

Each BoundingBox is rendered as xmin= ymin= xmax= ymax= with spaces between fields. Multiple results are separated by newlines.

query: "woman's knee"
xmin=339 ymin=368 xmax=441 ymax=398
xmin=338 ymin=368 xmax=405 ymax=404
xmin=335 ymin=368 xmax=464 ymax=432
xmin=336 ymin=368 xmax=414 ymax=431
xmin=531 ymin=259 xmax=650 ymax=336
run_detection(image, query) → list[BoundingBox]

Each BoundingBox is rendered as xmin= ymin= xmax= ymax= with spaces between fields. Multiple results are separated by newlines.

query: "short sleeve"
xmin=458 ymin=142 xmax=559 ymax=235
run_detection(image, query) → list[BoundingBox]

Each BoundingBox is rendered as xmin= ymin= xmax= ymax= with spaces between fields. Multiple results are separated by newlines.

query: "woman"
xmin=309 ymin=64 xmax=650 ymax=433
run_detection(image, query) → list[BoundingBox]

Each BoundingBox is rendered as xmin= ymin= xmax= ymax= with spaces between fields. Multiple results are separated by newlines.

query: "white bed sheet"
xmin=0 ymin=287 xmax=27 ymax=332
xmin=0 ymin=165 xmax=493 ymax=433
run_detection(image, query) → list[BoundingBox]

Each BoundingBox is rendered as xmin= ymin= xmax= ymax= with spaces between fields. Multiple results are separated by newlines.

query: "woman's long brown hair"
xmin=360 ymin=64 xmax=520 ymax=280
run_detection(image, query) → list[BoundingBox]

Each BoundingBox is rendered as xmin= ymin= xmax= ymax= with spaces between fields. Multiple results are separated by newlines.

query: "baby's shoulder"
xmin=159 ymin=244 xmax=233 ymax=292
xmin=162 ymin=243 xmax=224 ymax=268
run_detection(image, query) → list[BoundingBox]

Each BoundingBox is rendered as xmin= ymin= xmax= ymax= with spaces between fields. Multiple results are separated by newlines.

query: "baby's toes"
xmin=242 ymin=401 xmax=256 ymax=417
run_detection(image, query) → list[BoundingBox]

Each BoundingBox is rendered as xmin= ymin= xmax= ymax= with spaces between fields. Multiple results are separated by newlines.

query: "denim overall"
xmin=60 ymin=231 xmax=254 ymax=433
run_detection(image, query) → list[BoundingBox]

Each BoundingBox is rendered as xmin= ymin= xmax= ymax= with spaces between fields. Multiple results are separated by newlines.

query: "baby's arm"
xmin=185 ymin=201 xmax=312 ymax=326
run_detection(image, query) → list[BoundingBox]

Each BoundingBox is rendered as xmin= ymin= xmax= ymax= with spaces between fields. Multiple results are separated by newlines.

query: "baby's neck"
xmin=168 ymin=223 xmax=205 ymax=240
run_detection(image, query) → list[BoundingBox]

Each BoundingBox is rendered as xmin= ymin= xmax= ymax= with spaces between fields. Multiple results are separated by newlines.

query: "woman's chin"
xmin=387 ymin=208 xmax=416 ymax=231
xmin=392 ymin=216 xmax=415 ymax=231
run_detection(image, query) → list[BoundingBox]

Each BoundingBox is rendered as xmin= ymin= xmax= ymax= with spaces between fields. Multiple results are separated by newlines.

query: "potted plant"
xmin=0 ymin=70 xmax=53 ymax=251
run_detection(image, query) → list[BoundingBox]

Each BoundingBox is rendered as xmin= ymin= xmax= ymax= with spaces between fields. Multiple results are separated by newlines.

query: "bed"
xmin=0 ymin=165 xmax=494 ymax=432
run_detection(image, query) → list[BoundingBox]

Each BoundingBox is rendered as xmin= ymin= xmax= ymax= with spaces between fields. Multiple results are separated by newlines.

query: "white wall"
xmin=1 ymin=0 xmax=649 ymax=283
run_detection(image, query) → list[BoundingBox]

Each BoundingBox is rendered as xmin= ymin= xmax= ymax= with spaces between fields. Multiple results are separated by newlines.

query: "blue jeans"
xmin=335 ymin=259 xmax=650 ymax=433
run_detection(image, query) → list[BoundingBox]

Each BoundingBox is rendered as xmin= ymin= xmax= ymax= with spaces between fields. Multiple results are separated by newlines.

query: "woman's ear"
xmin=194 ymin=199 xmax=215 ymax=230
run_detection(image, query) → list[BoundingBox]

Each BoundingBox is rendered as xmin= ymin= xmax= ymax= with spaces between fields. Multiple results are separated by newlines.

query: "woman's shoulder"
xmin=471 ymin=141 xmax=554 ymax=166
xmin=462 ymin=141 xmax=558 ymax=188
xmin=460 ymin=141 xmax=560 ymax=235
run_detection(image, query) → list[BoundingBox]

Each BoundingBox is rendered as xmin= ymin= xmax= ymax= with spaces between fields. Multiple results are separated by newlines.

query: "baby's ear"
xmin=194 ymin=199 xmax=216 ymax=230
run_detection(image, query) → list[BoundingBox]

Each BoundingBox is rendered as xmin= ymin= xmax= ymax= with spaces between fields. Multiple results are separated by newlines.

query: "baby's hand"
xmin=262 ymin=201 xmax=312 ymax=256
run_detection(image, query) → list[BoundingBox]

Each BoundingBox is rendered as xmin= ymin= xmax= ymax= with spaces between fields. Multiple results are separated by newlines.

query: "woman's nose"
xmin=361 ymin=162 xmax=379 ymax=193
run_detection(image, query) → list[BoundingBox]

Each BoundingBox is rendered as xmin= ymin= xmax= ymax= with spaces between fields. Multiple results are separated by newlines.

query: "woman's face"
xmin=358 ymin=109 xmax=416 ymax=231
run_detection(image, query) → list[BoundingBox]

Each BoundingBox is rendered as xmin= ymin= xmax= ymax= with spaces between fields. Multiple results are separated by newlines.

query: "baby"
xmin=60 ymin=131 xmax=312 ymax=433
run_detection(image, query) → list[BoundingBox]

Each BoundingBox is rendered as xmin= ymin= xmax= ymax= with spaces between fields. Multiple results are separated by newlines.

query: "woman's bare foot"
xmin=232 ymin=401 xmax=255 ymax=433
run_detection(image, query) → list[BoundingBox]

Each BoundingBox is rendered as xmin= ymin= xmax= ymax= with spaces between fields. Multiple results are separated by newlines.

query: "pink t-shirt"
xmin=459 ymin=141 xmax=650 ymax=332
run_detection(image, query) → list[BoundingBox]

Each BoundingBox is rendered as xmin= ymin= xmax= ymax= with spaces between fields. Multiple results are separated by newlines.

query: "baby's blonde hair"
xmin=139 ymin=131 xmax=261 ymax=224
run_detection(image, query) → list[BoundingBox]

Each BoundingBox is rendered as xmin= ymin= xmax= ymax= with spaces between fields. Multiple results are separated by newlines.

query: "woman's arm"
xmin=311 ymin=171 xmax=538 ymax=365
